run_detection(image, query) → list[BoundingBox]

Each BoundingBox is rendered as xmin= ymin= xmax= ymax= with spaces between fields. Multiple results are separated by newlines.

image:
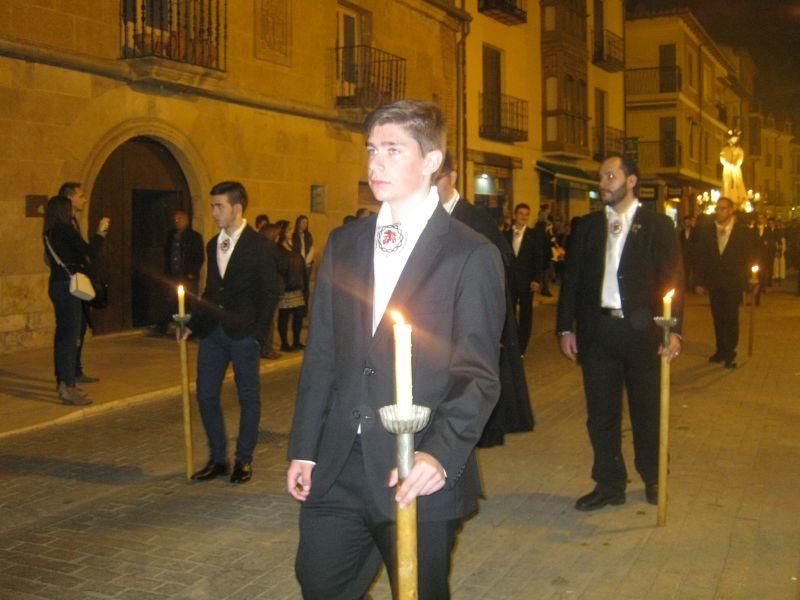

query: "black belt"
xmin=600 ymin=307 xmax=624 ymax=319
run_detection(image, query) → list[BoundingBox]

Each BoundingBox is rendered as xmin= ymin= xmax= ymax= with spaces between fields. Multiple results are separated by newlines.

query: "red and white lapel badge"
xmin=376 ymin=224 xmax=405 ymax=254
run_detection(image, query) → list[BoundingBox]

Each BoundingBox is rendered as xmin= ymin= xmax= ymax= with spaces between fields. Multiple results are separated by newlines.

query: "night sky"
xmin=628 ymin=0 xmax=800 ymax=125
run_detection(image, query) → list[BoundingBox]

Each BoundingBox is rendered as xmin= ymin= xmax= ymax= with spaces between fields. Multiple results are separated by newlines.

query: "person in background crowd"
xmin=43 ymin=195 xmax=110 ymax=405
xmin=343 ymin=214 xmax=356 ymax=225
xmin=155 ymin=209 xmax=204 ymax=335
xmin=57 ymin=182 xmax=103 ymax=385
xmin=275 ymin=220 xmax=307 ymax=352
xmin=182 ymin=181 xmax=279 ymax=485
xmin=355 ymin=207 xmax=372 ymax=219
xmin=292 ymin=215 xmax=315 ymax=303
xmin=255 ymin=214 xmax=270 ymax=231
xmin=679 ymin=216 xmax=696 ymax=291
xmin=259 ymin=223 xmax=284 ymax=360
xmin=773 ymin=220 xmax=786 ymax=284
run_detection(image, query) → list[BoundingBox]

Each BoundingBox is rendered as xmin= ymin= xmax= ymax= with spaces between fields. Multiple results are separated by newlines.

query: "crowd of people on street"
xmin=39 ymin=97 xmax=800 ymax=599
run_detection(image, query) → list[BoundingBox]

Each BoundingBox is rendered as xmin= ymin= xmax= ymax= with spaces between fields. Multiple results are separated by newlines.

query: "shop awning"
xmin=536 ymin=161 xmax=598 ymax=191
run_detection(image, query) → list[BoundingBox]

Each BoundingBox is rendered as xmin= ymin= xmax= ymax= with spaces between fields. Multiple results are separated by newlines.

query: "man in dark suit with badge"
xmin=556 ymin=153 xmax=683 ymax=511
xmin=286 ymin=101 xmax=505 ymax=599
xmin=181 ymin=181 xmax=278 ymax=484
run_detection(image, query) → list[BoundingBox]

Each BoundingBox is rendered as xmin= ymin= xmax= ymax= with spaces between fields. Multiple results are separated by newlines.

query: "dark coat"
xmin=504 ymin=225 xmax=547 ymax=292
xmin=557 ymin=206 xmax=684 ymax=357
xmin=163 ymin=227 xmax=205 ymax=281
xmin=188 ymin=226 xmax=279 ymax=340
xmin=288 ymin=205 xmax=505 ymax=521
xmin=694 ymin=219 xmax=758 ymax=292
xmin=44 ymin=223 xmax=105 ymax=283
xmin=450 ymin=198 xmax=534 ymax=447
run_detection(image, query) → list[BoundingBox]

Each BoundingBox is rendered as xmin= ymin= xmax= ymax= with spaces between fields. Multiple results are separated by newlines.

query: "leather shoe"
xmin=724 ymin=359 xmax=737 ymax=369
xmin=575 ymin=487 xmax=626 ymax=511
xmin=708 ymin=353 xmax=724 ymax=363
xmin=230 ymin=462 xmax=252 ymax=484
xmin=191 ymin=460 xmax=229 ymax=481
xmin=645 ymin=484 xmax=658 ymax=505
xmin=261 ymin=350 xmax=282 ymax=360
xmin=75 ymin=374 xmax=100 ymax=383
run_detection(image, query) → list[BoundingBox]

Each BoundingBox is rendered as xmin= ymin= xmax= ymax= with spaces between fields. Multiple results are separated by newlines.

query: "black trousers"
xmin=511 ymin=285 xmax=534 ymax=354
xmin=296 ymin=438 xmax=461 ymax=600
xmin=709 ymin=288 xmax=741 ymax=360
xmin=580 ymin=316 xmax=661 ymax=490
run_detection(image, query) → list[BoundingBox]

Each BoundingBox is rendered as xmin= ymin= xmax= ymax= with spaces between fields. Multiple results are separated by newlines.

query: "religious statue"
xmin=719 ymin=129 xmax=747 ymax=208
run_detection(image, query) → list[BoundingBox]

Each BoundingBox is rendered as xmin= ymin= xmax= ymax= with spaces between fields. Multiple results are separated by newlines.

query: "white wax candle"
xmin=391 ymin=312 xmax=413 ymax=419
xmin=178 ymin=285 xmax=185 ymax=317
xmin=663 ymin=289 xmax=674 ymax=320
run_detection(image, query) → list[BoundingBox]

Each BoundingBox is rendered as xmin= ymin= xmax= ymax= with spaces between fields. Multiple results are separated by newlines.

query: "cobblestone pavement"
xmin=0 ymin=288 xmax=798 ymax=599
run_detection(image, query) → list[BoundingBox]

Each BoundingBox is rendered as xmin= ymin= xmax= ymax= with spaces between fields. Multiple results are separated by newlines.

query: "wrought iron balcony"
xmin=478 ymin=0 xmax=527 ymax=25
xmin=592 ymin=126 xmax=625 ymax=161
xmin=480 ymin=93 xmax=529 ymax=143
xmin=638 ymin=140 xmax=682 ymax=170
xmin=121 ymin=0 xmax=227 ymax=71
xmin=592 ymin=29 xmax=624 ymax=72
xmin=334 ymin=45 xmax=406 ymax=110
xmin=543 ymin=110 xmax=590 ymax=156
xmin=625 ymin=67 xmax=682 ymax=95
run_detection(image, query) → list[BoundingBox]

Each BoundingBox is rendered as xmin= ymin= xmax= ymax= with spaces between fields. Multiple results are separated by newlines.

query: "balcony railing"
xmin=592 ymin=29 xmax=624 ymax=72
xmin=478 ymin=0 xmax=527 ymax=25
xmin=638 ymin=140 xmax=682 ymax=170
xmin=625 ymin=66 xmax=682 ymax=95
xmin=543 ymin=110 xmax=590 ymax=155
xmin=480 ymin=93 xmax=529 ymax=142
xmin=592 ymin=126 xmax=625 ymax=161
xmin=334 ymin=45 xmax=406 ymax=110
xmin=121 ymin=0 xmax=227 ymax=71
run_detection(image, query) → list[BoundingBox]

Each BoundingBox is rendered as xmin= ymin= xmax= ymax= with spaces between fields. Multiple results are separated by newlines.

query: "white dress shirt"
xmin=216 ymin=219 xmax=248 ymax=278
xmin=441 ymin=190 xmax=460 ymax=215
xmin=716 ymin=218 xmax=734 ymax=255
xmin=601 ymin=202 xmax=639 ymax=310
xmin=511 ymin=225 xmax=525 ymax=257
xmin=372 ymin=186 xmax=440 ymax=334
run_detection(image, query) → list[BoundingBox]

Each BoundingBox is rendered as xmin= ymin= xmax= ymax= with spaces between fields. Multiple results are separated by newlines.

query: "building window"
xmin=688 ymin=121 xmax=696 ymax=160
xmin=687 ymin=50 xmax=696 ymax=89
xmin=545 ymin=76 xmax=558 ymax=110
xmin=544 ymin=6 xmax=555 ymax=31
xmin=766 ymin=153 xmax=772 ymax=167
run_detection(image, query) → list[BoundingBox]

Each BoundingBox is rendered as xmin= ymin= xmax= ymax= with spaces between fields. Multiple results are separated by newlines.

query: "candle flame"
xmin=664 ymin=289 xmax=675 ymax=301
xmin=390 ymin=310 xmax=405 ymax=325
xmin=178 ymin=284 xmax=185 ymax=295
xmin=751 ymin=265 xmax=759 ymax=273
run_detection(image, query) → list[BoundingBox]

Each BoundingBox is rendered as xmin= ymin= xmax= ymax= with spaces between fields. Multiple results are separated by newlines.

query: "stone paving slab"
xmin=0 ymin=286 xmax=798 ymax=598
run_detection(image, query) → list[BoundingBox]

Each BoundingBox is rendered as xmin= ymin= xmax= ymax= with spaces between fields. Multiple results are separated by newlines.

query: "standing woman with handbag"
xmin=43 ymin=195 xmax=110 ymax=405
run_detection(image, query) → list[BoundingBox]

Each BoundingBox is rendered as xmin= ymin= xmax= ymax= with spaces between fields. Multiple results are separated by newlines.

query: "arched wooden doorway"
xmin=89 ymin=137 xmax=193 ymax=334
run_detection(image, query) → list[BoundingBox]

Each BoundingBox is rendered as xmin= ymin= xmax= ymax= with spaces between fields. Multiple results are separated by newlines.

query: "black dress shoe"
xmin=575 ymin=487 xmax=626 ymax=511
xmin=230 ymin=462 xmax=252 ymax=484
xmin=724 ymin=359 xmax=737 ymax=369
xmin=292 ymin=343 xmax=306 ymax=351
xmin=280 ymin=344 xmax=294 ymax=352
xmin=191 ymin=460 xmax=229 ymax=481
xmin=708 ymin=354 xmax=724 ymax=363
xmin=645 ymin=484 xmax=658 ymax=505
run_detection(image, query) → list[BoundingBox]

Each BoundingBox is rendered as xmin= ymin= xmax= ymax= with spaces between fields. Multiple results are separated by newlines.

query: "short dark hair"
xmin=210 ymin=181 xmax=248 ymax=212
xmin=58 ymin=182 xmax=81 ymax=198
xmin=260 ymin=222 xmax=281 ymax=241
xmin=355 ymin=207 xmax=371 ymax=218
xmin=255 ymin=214 xmax=269 ymax=228
xmin=514 ymin=203 xmax=531 ymax=214
xmin=602 ymin=152 xmax=640 ymax=183
xmin=364 ymin=99 xmax=447 ymax=156
xmin=43 ymin=195 xmax=73 ymax=234
xmin=717 ymin=196 xmax=734 ymax=209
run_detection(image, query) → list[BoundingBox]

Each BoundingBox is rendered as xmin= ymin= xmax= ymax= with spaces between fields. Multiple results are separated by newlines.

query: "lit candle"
xmin=178 ymin=284 xmax=185 ymax=317
xmin=391 ymin=311 xmax=413 ymax=419
xmin=663 ymin=289 xmax=674 ymax=321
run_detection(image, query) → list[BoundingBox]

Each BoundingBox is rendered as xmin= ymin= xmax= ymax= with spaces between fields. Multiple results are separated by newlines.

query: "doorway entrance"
xmin=90 ymin=137 xmax=193 ymax=334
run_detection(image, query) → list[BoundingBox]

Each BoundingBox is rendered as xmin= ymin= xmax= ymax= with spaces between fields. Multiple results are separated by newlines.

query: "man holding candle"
xmin=286 ymin=100 xmax=505 ymax=599
xmin=556 ymin=153 xmax=683 ymax=511
xmin=694 ymin=196 xmax=758 ymax=369
xmin=181 ymin=181 xmax=278 ymax=484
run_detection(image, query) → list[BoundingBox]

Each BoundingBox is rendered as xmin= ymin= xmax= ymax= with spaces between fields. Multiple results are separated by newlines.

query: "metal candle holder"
xmin=653 ymin=315 xmax=677 ymax=526
xmin=173 ymin=313 xmax=193 ymax=479
xmin=378 ymin=404 xmax=432 ymax=600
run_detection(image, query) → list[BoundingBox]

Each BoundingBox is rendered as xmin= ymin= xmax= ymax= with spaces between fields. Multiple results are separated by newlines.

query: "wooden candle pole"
xmin=175 ymin=285 xmax=193 ymax=480
xmin=748 ymin=266 xmax=759 ymax=357
xmin=655 ymin=290 xmax=676 ymax=527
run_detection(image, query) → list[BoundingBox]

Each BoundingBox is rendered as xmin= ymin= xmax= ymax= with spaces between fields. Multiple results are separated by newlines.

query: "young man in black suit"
xmin=504 ymin=203 xmax=546 ymax=355
xmin=556 ymin=153 xmax=683 ymax=511
xmin=694 ymin=197 xmax=757 ymax=369
xmin=182 ymin=182 xmax=278 ymax=484
xmin=286 ymin=101 xmax=505 ymax=599
xmin=436 ymin=153 xmax=533 ymax=448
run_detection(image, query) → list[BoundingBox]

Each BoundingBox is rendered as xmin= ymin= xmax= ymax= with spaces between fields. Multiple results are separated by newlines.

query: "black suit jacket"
xmin=288 ymin=205 xmax=505 ymax=521
xmin=163 ymin=227 xmax=205 ymax=280
xmin=556 ymin=206 xmax=684 ymax=356
xmin=504 ymin=225 xmax=546 ymax=292
xmin=189 ymin=226 xmax=279 ymax=340
xmin=695 ymin=220 xmax=757 ymax=292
